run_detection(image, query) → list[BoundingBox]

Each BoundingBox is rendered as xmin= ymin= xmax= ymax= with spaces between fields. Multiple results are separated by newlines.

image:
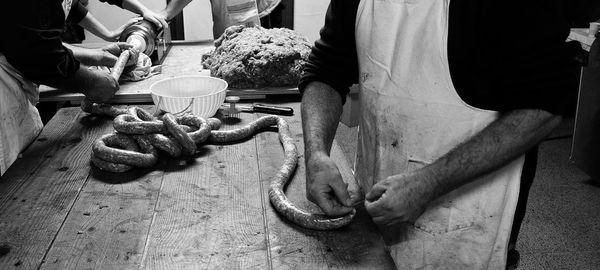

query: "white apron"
xmin=210 ymin=0 xmax=260 ymax=39
xmin=354 ymin=0 xmax=524 ymax=269
xmin=0 ymin=0 xmax=74 ymax=175
xmin=210 ymin=0 xmax=281 ymax=39
xmin=0 ymin=55 xmax=43 ymax=176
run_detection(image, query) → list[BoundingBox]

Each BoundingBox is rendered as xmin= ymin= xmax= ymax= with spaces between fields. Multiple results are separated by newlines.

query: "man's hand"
xmin=100 ymin=43 xmax=139 ymax=67
xmin=101 ymin=42 xmax=133 ymax=57
xmin=306 ymin=152 xmax=354 ymax=216
xmin=142 ymin=10 xmax=169 ymax=30
xmin=108 ymin=17 xmax=143 ymax=41
xmin=79 ymin=69 xmax=120 ymax=103
xmin=365 ymin=170 xmax=436 ymax=226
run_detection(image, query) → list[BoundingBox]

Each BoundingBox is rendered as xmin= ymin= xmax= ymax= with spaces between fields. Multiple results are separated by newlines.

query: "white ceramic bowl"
xmin=150 ymin=75 xmax=228 ymax=118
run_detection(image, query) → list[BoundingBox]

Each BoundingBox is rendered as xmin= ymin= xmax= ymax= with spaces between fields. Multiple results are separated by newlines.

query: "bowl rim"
xmin=149 ymin=75 xmax=228 ymax=99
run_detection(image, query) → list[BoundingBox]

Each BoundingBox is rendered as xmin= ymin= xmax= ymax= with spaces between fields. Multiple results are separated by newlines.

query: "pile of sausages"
xmin=82 ymin=100 xmax=355 ymax=230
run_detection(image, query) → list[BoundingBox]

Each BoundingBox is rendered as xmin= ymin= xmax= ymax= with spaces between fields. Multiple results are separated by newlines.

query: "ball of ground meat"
xmin=202 ymin=25 xmax=312 ymax=89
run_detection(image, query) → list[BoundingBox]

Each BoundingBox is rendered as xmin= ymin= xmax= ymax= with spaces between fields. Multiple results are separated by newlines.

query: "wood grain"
xmin=141 ymin=113 xmax=269 ymax=269
xmin=0 ymin=108 xmax=113 ymax=269
xmin=253 ymin=102 xmax=396 ymax=269
xmin=40 ymin=105 xmax=167 ymax=269
xmin=0 ymin=101 xmax=397 ymax=269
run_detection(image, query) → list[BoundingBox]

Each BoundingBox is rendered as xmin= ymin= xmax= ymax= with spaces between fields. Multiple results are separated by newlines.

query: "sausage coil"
xmin=82 ymin=101 xmax=355 ymax=230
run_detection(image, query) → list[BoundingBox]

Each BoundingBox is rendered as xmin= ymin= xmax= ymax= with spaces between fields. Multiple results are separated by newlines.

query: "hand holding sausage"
xmin=364 ymin=170 xmax=436 ymax=226
xmin=101 ymin=42 xmax=139 ymax=67
xmin=79 ymin=68 xmax=119 ymax=103
xmin=306 ymin=151 xmax=354 ymax=217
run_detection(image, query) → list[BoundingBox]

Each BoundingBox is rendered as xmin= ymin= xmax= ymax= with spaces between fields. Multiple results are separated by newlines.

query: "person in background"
xmin=67 ymin=0 xmax=141 ymax=42
xmin=299 ymin=0 xmax=587 ymax=269
xmin=95 ymin=0 xmax=169 ymax=30
xmin=0 ymin=0 xmax=147 ymax=176
xmin=157 ymin=0 xmax=282 ymax=39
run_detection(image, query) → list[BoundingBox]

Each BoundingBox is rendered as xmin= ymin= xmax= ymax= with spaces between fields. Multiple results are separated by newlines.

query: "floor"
xmin=335 ymin=116 xmax=600 ymax=270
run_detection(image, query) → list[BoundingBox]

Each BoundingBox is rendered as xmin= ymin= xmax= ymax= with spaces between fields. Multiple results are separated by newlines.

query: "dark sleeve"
xmin=448 ymin=0 xmax=578 ymax=116
xmin=298 ymin=0 xmax=360 ymax=104
xmin=99 ymin=0 xmax=124 ymax=8
xmin=565 ymin=0 xmax=600 ymax=27
xmin=68 ymin=1 xmax=89 ymax=23
xmin=3 ymin=0 xmax=80 ymax=86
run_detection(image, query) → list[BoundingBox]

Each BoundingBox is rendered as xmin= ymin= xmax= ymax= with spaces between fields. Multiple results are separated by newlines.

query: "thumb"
xmin=330 ymin=179 xmax=352 ymax=207
xmin=365 ymin=183 xmax=387 ymax=202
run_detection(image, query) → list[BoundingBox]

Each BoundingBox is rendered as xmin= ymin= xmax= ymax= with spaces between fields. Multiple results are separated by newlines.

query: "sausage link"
xmin=207 ymin=118 xmax=222 ymax=130
xmin=81 ymin=98 xmax=129 ymax=117
xmin=162 ymin=113 xmax=197 ymax=155
xmin=92 ymin=133 xmax=157 ymax=167
xmin=178 ymin=115 xmax=212 ymax=144
xmin=128 ymin=107 xmax=157 ymax=121
xmin=208 ymin=115 xmax=278 ymax=143
xmin=267 ymin=117 xmax=355 ymax=230
xmin=143 ymin=134 xmax=182 ymax=158
xmin=91 ymin=154 xmax=133 ymax=173
xmin=209 ymin=115 xmax=356 ymax=230
xmin=114 ymin=114 xmax=167 ymax=134
xmin=131 ymin=135 xmax=159 ymax=167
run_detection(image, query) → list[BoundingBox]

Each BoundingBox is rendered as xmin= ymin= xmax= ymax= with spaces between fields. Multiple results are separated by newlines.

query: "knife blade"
xmin=221 ymin=103 xmax=294 ymax=116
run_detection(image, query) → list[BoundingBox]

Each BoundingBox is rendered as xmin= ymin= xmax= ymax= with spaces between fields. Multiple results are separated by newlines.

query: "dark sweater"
xmin=1 ymin=0 xmax=124 ymax=86
xmin=299 ymin=0 xmax=600 ymax=116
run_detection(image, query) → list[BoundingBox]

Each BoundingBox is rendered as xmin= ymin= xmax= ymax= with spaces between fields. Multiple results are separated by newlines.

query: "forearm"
xmin=64 ymin=43 xmax=116 ymax=67
xmin=78 ymin=13 xmax=113 ymax=41
xmin=42 ymin=67 xmax=95 ymax=94
xmin=163 ymin=0 xmax=193 ymax=20
xmin=121 ymin=0 xmax=150 ymax=15
xmin=426 ymin=109 xmax=562 ymax=198
xmin=301 ymin=81 xmax=344 ymax=159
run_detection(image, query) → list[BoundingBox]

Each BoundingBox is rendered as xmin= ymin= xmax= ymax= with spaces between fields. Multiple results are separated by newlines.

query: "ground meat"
xmin=202 ymin=25 xmax=312 ymax=89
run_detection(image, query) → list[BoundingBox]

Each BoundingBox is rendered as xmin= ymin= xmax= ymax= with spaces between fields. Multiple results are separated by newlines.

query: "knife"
xmin=221 ymin=103 xmax=294 ymax=116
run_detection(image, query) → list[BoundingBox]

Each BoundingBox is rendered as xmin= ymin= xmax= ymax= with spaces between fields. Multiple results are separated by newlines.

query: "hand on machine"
xmin=110 ymin=19 xmax=162 ymax=80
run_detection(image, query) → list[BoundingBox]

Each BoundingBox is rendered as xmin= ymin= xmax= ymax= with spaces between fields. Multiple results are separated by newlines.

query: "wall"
xmin=182 ymin=0 xmax=213 ymax=41
xmin=83 ymin=0 xmax=328 ymax=43
xmin=83 ymin=0 xmax=166 ymax=44
xmin=293 ymin=0 xmax=328 ymax=42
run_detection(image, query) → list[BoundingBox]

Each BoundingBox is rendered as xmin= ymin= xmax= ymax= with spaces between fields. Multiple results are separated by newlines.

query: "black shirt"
xmin=1 ymin=0 xmax=124 ymax=86
xmin=299 ymin=0 xmax=600 ymax=116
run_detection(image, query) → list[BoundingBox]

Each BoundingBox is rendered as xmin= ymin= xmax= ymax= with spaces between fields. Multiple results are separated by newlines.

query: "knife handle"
xmin=253 ymin=104 xmax=294 ymax=116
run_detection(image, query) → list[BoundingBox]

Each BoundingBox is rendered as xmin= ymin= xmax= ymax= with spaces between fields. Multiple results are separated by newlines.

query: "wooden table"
xmin=38 ymin=41 xmax=299 ymax=103
xmin=0 ymin=101 xmax=395 ymax=269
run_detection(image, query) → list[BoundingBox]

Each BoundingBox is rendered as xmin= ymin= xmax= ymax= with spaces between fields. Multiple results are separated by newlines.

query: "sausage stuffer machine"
xmin=110 ymin=19 xmax=172 ymax=80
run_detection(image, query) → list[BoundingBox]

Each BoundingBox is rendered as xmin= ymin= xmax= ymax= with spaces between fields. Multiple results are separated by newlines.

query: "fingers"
xmin=126 ymin=49 xmax=140 ymax=66
xmin=330 ymin=179 xmax=352 ymax=207
xmin=364 ymin=193 xmax=386 ymax=218
xmin=157 ymin=16 xmax=169 ymax=30
xmin=115 ymin=42 xmax=133 ymax=50
xmin=313 ymin=191 xmax=354 ymax=217
xmin=102 ymin=52 xmax=119 ymax=67
xmin=365 ymin=182 xmax=387 ymax=202
xmin=127 ymin=17 xmax=143 ymax=25
xmin=144 ymin=14 xmax=166 ymax=30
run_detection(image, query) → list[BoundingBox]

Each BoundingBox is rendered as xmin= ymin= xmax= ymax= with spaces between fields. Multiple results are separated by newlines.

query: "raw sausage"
xmin=84 ymin=105 xmax=355 ymax=230
xmin=92 ymin=133 xmax=158 ymax=168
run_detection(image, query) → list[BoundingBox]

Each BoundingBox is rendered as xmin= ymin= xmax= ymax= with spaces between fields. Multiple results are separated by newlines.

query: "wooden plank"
xmin=39 ymin=105 xmax=167 ymax=269
xmin=141 ymin=113 xmax=269 ymax=269
xmin=254 ymin=102 xmax=395 ymax=269
xmin=0 ymin=107 xmax=114 ymax=269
